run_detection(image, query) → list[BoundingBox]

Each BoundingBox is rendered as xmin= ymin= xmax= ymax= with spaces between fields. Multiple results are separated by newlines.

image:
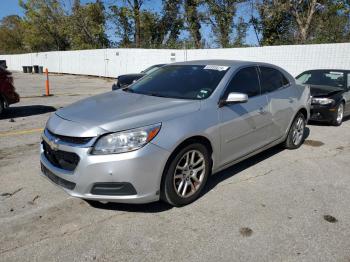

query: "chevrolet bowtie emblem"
xmin=49 ymin=137 xmax=60 ymax=151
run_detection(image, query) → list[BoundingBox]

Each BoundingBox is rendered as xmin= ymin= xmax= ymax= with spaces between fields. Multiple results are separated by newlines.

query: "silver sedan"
xmin=40 ymin=60 xmax=310 ymax=206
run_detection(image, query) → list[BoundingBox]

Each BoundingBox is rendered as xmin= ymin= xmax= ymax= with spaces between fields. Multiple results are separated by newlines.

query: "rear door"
xmin=218 ymin=66 xmax=271 ymax=166
xmin=259 ymin=66 xmax=297 ymax=142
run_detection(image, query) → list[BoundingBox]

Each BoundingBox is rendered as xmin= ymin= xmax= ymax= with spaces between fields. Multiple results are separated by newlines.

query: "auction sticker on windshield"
xmin=204 ymin=65 xmax=229 ymax=71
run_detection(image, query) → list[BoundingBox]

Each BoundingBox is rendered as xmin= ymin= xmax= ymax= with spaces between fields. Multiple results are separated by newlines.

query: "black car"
xmin=0 ymin=60 xmax=7 ymax=69
xmin=296 ymin=69 xmax=350 ymax=126
xmin=112 ymin=64 xmax=166 ymax=90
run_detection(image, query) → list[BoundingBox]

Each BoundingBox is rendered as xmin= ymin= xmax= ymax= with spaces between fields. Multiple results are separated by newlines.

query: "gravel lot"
xmin=0 ymin=72 xmax=350 ymax=262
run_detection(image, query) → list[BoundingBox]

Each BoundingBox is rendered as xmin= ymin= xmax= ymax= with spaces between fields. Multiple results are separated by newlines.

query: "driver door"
xmin=218 ymin=66 xmax=271 ymax=166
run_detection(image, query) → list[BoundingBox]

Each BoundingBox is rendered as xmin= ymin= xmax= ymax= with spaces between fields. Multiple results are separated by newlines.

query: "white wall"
xmin=1 ymin=43 xmax=350 ymax=77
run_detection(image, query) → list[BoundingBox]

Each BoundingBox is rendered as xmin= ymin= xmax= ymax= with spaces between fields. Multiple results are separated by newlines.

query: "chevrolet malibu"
xmin=40 ymin=60 xmax=310 ymax=206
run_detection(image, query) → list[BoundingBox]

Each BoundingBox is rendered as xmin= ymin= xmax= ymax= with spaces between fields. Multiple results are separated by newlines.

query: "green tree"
xmin=253 ymin=0 xmax=294 ymax=46
xmin=184 ymin=0 xmax=203 ymax=48
xmin=289 ymin=0 xmax=320 ymax=43
xmin=110 ymin=0 xmax=184 ymax=48
xmin=205 ymin=0 xmax=247 ymax=47
xmin=156 ymin=0 xmax=183 ymax=47
xmin=68 ymin=0 xmax=109 ymax=49
xmin=232 ymin=17 xmax=249 ymax=47
xmin=308 ymin=0 xmax=350 ymax=43
xmin=19 ymin=0 xmax=70 ymax=51
xmin=109 ymin=0 xmax=146 ymax=48
xmin=110 ymin=5 xmax=134 ymax=47
xmin=254 ymin=0 xmax=350 ymax=45
xmin=0 ymin=15 xmax=25 ymax=54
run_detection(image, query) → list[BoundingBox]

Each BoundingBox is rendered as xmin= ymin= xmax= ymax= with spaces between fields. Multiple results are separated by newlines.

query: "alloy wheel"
xmin=173 ymin=150 xmax=206 ymax=198
xmin=292 ymin=116 xmax=305 ymax=146
xmin=336 ymin=103 xmax=344 ymax=124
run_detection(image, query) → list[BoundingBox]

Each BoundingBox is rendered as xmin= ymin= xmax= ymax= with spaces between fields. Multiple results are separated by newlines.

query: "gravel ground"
xmin=0 ymin=72 xmax=349 ymax=262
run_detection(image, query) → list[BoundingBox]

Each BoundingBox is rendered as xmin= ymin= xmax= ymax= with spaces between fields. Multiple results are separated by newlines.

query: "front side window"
xmin=127 ymin=65 xmax=229 ymax=100
xmin=259 ymin=67 xmax=289 ymax=94
xmin=224 ymin=67 xmax=260 ymax=98
xmin=296 ymin=70 xmax=345 ymax=89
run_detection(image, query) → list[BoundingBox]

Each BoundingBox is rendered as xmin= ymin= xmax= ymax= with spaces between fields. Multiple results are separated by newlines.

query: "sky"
xmin=0 ymin=0 xmax=258 ymax=47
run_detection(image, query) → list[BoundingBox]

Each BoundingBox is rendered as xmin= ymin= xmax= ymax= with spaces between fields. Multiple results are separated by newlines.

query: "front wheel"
xmin=161 ymin=143 xmax=211 ymax=207
xmin=331 ymin=102 xmax=344 ymax=126
xmin=284 ymin=112 xmax=306 ymax=149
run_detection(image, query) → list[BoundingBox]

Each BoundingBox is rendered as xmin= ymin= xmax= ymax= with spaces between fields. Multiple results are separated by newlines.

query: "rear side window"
xmin=259 ymin=67 xmax=289 ymax=94
xmin=225 ymin=67 xmax=260 ymax=97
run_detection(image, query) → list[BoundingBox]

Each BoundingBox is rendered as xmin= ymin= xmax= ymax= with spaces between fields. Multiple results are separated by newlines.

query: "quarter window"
xmin=259 ymin=67 xmax=289 ymax=94
xmin=225 ymin=67 xmax=260 ymax=97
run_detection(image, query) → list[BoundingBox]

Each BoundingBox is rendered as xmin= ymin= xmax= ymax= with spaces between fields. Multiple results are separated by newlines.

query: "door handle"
xmin=288 ymin=98 xmax=294 ymax=103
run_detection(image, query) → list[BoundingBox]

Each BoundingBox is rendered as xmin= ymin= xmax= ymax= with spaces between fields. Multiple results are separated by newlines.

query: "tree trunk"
xmin=133 ymin=0 xmax=141 ymax=47
xmin=291 ymin=0 xmax=318 ymax=43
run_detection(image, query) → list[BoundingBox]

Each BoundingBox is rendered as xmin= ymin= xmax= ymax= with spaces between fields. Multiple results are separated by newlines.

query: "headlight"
xmin=311 ymin=97 xmax=334 ymax=105
xmin=91 ymin=123 xmax=161 ymax=155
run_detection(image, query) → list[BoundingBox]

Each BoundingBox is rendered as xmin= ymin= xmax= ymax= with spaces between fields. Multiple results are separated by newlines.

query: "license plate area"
xmin=41 ymin=163 xmax=76 ymax=190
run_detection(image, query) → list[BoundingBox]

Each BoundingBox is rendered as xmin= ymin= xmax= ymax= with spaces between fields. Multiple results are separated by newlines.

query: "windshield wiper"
xmin=122 ymin=87 xmax=134 ymax=93
xmin=143 ymin=92 xmax=169 ymax=98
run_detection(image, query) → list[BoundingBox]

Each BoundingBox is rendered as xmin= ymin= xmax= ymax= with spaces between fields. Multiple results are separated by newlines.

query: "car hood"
xmin=310 ymin=85 xmax=344 ymax=97
xmin=54 ymin=90 xmax=200 ymax=136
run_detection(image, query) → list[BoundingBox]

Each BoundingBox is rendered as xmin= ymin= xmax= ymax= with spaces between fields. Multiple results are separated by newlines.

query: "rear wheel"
xmin=331 ymin=102 xmax=344 ymax=126
xmin=161 ymin=143 xmax=210 ymax=207
xmin=284 ymin=112 xmax=306 ymax=149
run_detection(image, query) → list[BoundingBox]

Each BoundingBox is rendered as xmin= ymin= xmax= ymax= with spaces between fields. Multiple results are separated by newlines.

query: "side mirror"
xmin=220 ymin=92 xmax=248 ymax=107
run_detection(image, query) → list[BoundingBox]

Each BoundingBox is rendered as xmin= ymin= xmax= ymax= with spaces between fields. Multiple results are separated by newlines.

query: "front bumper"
xmin=309 ymin=104 xmax=336 ymax=122
xmin=40 ymin=138 xmax=171 ymax=204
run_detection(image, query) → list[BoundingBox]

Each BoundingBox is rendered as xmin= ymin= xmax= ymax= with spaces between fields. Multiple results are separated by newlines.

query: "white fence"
xmin=1 ymin=43 xmax=350 ymax=77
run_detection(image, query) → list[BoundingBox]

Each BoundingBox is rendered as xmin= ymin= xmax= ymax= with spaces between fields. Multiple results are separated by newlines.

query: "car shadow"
xmin=88 ymin=127 xmax=310 ymax=213
xmin=86 ymin=199 xmax=173 ymax=213
xmin=0 ymin=105 xmax=56 ymax=119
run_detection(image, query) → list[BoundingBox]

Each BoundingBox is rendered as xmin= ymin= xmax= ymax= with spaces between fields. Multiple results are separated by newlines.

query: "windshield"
xmin=142 ymin=65 xmax=164 ymax=74
xmin=296 ymin=70 xmax=345 ymax=89
xmin=126 ymin=65 xmax=229 ymax=100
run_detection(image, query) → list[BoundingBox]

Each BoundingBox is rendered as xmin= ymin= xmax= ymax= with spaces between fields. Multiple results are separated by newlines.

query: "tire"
xmin=0 ymin=98 xmax=4 ymax=116
xmin=283 ymin=112 xmax=306 ymax=149
xmin=331 ymin=102 xmax=344 ymax=126
xmin=161 ymin=143 xmax=211 ymax=207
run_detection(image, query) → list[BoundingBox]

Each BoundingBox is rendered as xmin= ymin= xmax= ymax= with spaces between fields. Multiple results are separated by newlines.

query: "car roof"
xmin=300 ymin=69 xmax=350 ymax=73
xmin=170 ymin=59 xmax=295 ymax=81
xmin=172 ymin=59 xmax=277 ymax=68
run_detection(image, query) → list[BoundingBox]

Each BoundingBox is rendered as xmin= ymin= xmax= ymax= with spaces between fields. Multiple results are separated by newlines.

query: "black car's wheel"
xmin=284 ymin=112 xmax=306 ymax=149
xmin=331 ymin=102 xmax=344 ymax=126
xmin=161 ymin=143 xmax=210 ymax=207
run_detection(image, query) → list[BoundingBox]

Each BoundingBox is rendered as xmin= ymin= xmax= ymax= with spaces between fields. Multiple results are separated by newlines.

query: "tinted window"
xmin=128 ymin=65 xmax=229 ymax=100
xmin=225 ymin=67 xmax=260 ymax=97
xmin=260 ymin=67 xmax=289 ymax=94
xmin=296 ymin=70 xmax=345 ymax=89
xmin=141 ymin=64 xmax=165 ymax=74
xmin=347 ymin=73 xmax=350 ymax=89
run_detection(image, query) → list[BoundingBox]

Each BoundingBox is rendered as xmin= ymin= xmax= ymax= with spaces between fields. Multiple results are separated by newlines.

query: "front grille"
xmin=41 ymin=164 xmax=76 ymax=190
xmin=47 ymin=129 xmax=93 ymax=145
xmin=42 ymin=141 xmax=80 ymax=171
